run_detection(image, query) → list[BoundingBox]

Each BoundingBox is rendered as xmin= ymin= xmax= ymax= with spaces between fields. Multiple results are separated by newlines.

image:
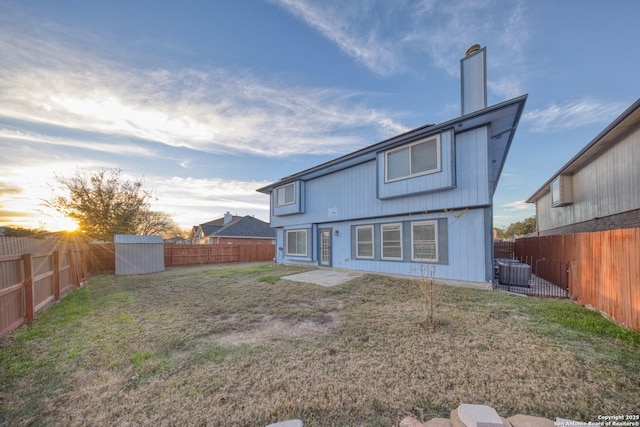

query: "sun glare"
xmin=44 ymin=215 xmax=79 ymax=232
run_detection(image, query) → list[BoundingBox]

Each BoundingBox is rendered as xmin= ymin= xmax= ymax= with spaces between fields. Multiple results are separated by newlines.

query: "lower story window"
xmin=412 ymin=221 xmax=438 ymax=262
xmin=356 ymin=225 xmax=374 ymax=259
xmin=381 ymin=223 xmax=402 ymax=260
xmin=286 ymin=229 xmax=307 ymax=256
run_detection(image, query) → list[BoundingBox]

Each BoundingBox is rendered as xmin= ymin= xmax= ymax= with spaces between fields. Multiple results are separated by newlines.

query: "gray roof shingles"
xmin=196 ymin=216 xmax=274 ymax=239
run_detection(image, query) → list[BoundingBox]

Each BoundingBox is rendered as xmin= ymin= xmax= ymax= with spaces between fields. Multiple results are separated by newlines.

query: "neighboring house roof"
xmin=164 ymin=236 xmax=188 ymax=244
xmin=194 ymin=215 xmax=275 ymax=239
xmin=527 ymin=98 xmax=640 ymax=203
xmin=257 ymin=94 xmax=527 ymax=196
xmin=213 ymin=216 xmax=275 ymax=238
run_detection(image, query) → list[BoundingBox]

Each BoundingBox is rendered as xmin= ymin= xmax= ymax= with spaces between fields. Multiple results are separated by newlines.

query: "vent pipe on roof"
xmin=460 ymin=44 xmax=487 ymax=116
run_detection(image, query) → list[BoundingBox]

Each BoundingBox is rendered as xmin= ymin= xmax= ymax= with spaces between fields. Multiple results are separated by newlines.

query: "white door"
xmin=319 ymin=229 xmax=331 ymax=266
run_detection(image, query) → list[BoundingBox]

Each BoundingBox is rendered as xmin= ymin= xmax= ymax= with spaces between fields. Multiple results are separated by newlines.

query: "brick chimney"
xmin=460 ymin=44 xmax=487 ymax=116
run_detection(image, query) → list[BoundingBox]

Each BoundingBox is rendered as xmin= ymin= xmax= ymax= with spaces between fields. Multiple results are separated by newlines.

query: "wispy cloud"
xmin=0 ymin=160 xmax=94 ymax=229
xmin=0 ymin=15 xmax=407 ymax=159
xmin=271 ymin=0 xmax=407 ymax=76
xmin=488 ymin=78 xmax=524 ymax=101
xmin=523 ymin=99 xmax=627 ymax=132
xmin=0 ymin=156 xmax=272 ymax=229
xmin=502 ymin=200 xmax=534 ymax=211
xmin=147 ymin=176 xmax=272 ymax=227
xmin=273 ymin=0 xmax=529 ymax=99
xmin=0 ymin=128 xmax=158 ymax=158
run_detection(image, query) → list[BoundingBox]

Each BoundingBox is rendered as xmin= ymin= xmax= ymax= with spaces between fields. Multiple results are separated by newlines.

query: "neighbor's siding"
xmin=537 ymin=125 xmax=640 ymax=233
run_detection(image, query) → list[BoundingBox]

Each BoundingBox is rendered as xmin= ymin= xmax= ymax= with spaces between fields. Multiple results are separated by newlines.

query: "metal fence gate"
xmin=493 ymin=257 xmax=570 ymax=298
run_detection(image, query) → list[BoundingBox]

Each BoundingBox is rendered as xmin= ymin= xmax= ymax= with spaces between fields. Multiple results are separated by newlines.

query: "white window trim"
xmin=285 ymin=229 xmax=307 ymax=256
xmin=275 ymin=182 xmax=296 ymax=207
xmin=381 ymin=223 xmax=403 ymax=260
xmin=411 ymin=220 xmax=438 ymax=262
xmin=384 ymin=135 xmax=441 ymax=183
xmin=355 ymin=225 xmax=374 ymax=259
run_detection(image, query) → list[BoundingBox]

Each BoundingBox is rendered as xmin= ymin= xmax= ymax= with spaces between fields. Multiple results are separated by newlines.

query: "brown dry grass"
xmin=1 ymin=263 xmax=639 ymax=426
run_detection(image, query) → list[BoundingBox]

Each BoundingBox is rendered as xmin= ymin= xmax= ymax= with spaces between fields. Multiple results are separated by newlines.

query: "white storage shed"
xmin=114 ymin=234 xmax=165 ymax=275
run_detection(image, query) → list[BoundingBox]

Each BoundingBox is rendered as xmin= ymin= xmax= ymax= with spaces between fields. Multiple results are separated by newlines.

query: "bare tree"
xmin=137 ymin=210 xmax=181 ymax=238
xmin=416 ymin=208 xmax=468 ymax=328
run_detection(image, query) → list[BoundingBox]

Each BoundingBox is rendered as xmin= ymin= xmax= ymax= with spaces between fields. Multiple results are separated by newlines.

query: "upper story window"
xmin=385 ymin=136 xmax=441 ymax=182
xmin=276 ymin=182 xmax=295 ymax=207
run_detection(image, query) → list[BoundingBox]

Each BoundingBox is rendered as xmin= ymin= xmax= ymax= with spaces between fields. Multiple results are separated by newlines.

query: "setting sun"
xmin=55 ymin=217 xmax=79 ymax=232
xmin=38 ymin=214 xmax=79 ymax=233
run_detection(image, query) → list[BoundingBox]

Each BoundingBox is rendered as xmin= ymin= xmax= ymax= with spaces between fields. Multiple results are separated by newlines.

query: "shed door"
xmin=319 ymin=228 xmax=332 ymax=267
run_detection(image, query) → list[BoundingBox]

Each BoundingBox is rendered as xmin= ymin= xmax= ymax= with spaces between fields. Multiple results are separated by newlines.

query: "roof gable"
xmin=213 ymin=216 xmax=275 ymax=238
xmin=256 ymin=95 xmax=527 ymax=195
xmin=194 ymin=215 xmax=274 ymax=239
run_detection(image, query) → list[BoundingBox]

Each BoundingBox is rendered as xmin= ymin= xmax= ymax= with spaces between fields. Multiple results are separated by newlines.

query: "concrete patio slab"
xmin=282 ymin=268 xmax=364 ymax=287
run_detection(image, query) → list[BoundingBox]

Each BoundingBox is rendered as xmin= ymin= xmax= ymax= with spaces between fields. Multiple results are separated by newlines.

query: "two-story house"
xmin=257 ymin=46 xmax=527 ymax=284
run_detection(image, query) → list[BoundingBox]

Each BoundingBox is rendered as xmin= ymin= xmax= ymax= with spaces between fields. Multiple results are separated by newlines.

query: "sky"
xmin=1 ymin=0 xmax=639 ymax=233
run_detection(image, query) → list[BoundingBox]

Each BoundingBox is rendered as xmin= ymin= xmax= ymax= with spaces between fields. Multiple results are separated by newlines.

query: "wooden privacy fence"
xmin=88 ymin=243 xmax=276 ymax=272
xmin=164 ymin=243 xmax=275 ymax=267
xmin=493 ymin=241 xmax=515 ymax=259
xmin=0 ymin=238 xmax=275 ymax=338
xmin=515 ymin=228 xmax=640 ymax=331
xmin=0 ymin=237 xmax=89 ymax=337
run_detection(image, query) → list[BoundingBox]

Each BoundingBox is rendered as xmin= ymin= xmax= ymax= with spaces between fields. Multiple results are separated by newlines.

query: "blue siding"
xmin=273 ymin=209 xmax=489 ymax=282
xmin=377 ymin=131 xmax=455 ymax=199
xmin=270 ymin=127 xmax=489 ymax=229
xmin=269 ymin=126 xmax=495 ymax=282
xmin=273 ymin=181 xmax=305 ymax=216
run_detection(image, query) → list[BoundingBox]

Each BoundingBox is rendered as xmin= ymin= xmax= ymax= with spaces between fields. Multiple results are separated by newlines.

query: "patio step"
xmin=400 ymin=404 xmax=555 ymax=427
xmin=267 ymin=404 xmax=559 ymax=426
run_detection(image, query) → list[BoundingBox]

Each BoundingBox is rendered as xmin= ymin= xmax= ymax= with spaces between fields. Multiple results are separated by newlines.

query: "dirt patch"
xmin=216 ymin=312 xmax=340 ymax=345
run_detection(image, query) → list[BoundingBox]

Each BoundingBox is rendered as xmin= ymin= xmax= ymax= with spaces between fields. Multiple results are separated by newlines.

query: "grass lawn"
xmin=1 ymin=263 xmax=639 ymax=426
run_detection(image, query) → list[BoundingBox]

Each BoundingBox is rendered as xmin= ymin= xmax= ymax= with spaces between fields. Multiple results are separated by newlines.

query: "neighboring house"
xmin=164 ymin=236 xmax=189 ymax=244
xmin=257 ymin=46 xmax=527 ymax=284
xmin=527 ymin=98 xmax=640 ymax=235
xmin=191 ymin=212 xmax=275 ymax=245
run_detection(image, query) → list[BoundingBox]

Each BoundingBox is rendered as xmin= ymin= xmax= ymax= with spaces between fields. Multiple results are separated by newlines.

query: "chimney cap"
xmin=465 ymin=44 xmax=482 ymax=57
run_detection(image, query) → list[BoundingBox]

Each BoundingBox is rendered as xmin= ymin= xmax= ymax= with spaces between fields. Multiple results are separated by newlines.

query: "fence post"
xmin=23 ymin=253 xmax=35 ymax=321
xmin=80 ymin=250 xmax=88 ymax=285
xmin=68 ymin=250 xmax=78 ymax=287
xmin=53 ymin=251 xmax=61 ymax=300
